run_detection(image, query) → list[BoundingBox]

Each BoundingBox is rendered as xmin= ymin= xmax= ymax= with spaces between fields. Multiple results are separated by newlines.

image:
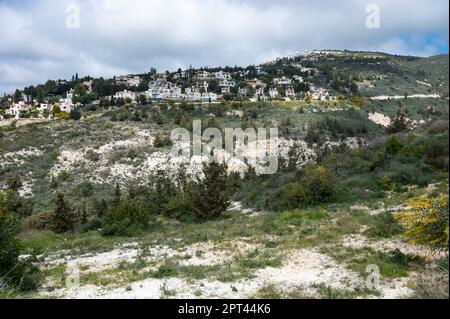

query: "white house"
xmin=196 ymin=81 xmax=209 ymax=92
xmin=126 ymin=76 xmax=141 ymax=87
xmin=219 ymin=79 xmax=236 ymax=87
xmin=197 ymin=70 xmax=210 ymax=79
xmin=308 ymin=85 xmax=330 ymax=101
xmin=185 ymin=87 xmax=202 ymax=101
xmin=37 ymin=103 xmax=51 ymax=113
xmin=293 ymin=76 xmax=304 ymax=83
xmin=213 ymin=71 xmax=232 ymax=80
xmin=6 ymin=102 xmax=31 ymax=118
xmin=116 ymin=75 xmax=141 ymax=87
xmin=221 ymin=86 xmax=231 ymax=94
xmin=285 ymin=87 xmax=296 ymax=98
xmin=269 ymin=88 xmax=279 ymax=99
xmin=246 ymin=78 xmax=266 ymax=89
xmin=149 ymin=88 xmax=165 ymax=100
xmin=255 ymin=87 xmax=265 ymax=95
xmin=60 ymin=102 xmax=73 ymax=113
xmin=58 ymin=89 xmax=74 ymax=113
xmin=238 ymin=87 xmax=248 ymax=96
xmin=274 ymin=77 xmax=292 ymax=85
xmin=114 ymin=90 xmax=137 ymax=101
xmin=201 ymin=92 xmax=218 ymax=102
xmin=169 ymin=87 xmax=182 ymax=100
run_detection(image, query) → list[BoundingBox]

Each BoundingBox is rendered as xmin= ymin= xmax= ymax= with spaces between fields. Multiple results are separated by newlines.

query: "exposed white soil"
xmin=368 ymin=112 xmax=391 ymax=127
xmin=40 ymin=239 xmax=262 ymax=275
xmin=350 ymin=202 xmax=408 ymax=216
xmin=370 ymin=94 xmax=440 ymax=100
xmin=0 ymin=147 xmax=44 ymax=168
xmin=0 ymin=118 xmax=50 ymax=127
xmin=38 ymin=244 xmax=414 ymax=299
xmin=342 ymin=234 xmax=434 ymax=259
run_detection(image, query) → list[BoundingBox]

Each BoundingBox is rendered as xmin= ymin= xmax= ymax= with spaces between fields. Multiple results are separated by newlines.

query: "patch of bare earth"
xmin=39 ymin=243 xmax=413 ymax=299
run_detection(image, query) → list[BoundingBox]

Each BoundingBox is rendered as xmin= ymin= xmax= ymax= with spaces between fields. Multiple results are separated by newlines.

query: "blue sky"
xmin=0 ymin=0 xmax=448 ymax=95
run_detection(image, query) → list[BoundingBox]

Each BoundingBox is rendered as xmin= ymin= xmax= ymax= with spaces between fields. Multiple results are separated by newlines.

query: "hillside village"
xmin=0 ymin=49 xmax=448 ymax=300
xmin=0 ymin=50 xmax=344 ymax=121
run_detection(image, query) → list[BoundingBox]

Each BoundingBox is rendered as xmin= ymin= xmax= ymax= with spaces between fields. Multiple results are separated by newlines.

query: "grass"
xmin=252 ymin=284 xmax=310 ymax=299
xmin=312 ymin=283 xmax=381 ymax=299
xmin=320 ymin=246 xmax=424 ymax=279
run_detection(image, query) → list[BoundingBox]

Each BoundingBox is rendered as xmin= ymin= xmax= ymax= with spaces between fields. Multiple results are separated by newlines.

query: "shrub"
xmin=414 ymin=258 xmax=449 ymax=299
xmin=102 ymin=201 xmax=150 ymax=236
xmin=23 ymin=211 xmax=53 ymax=231
xmin=9 ymin=258 xmax=41 ymax=292
xmin=79 ymin=217 xmax=103 ymax=233
xmin=190 ymin=162 xmax=229 ymax=220
xmin=154 ymin=133 xmax=172 ymax=148
xmin=365 ymin=212 xmax=404 ymax=238
xmin=385 ymin=136 xmax=405 ymax=156
xmin=69 ymin=109 xmax=81 ymax=121
xmin=0 ymin=192 xmax=20 ymax=278
xmin=396 ymin=194 xmax=449 ymax=250
xmin=273 ymin=166 xmax=336 ymax=210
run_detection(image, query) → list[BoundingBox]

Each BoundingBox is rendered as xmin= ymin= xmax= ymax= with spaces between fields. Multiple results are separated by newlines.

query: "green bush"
xmin=273 ymin=166 xmax=336 ymax=210
xmin=365 ymin=212 xmax=404 ymax=238
xmin=386 ymin=136 xmax=405 ymax=155
xmin=79 ymin=217 xmax=103 ymax=233
xmin=102 ymin=201 xmax=151 ymax=236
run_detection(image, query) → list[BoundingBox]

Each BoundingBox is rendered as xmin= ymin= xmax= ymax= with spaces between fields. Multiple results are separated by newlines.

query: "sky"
xmin=0 ymin=0 xmax=448 ymax=95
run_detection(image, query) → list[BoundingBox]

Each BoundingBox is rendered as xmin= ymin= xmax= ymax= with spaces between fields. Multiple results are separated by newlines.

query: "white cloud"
xmin=0 ymin=0 xmax=448 ymax=94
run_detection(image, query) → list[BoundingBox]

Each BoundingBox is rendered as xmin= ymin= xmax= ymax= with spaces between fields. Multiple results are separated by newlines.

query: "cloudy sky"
xmin=0 ymin=0 xmax=448 ymax=95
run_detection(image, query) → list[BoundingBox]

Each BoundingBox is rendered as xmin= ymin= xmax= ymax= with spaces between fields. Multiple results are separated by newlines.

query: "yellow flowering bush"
xmin=396 ymin=194 xmax=449 ymax=250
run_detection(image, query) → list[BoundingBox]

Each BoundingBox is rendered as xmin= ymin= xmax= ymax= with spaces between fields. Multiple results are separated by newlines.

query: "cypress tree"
xmin=111 ymin=183 xmax=121 ymax=208
xmin=191 ymin=162 xmax=229 ymax=220
xmin=50 ymin=193 xmax=75 ymax=233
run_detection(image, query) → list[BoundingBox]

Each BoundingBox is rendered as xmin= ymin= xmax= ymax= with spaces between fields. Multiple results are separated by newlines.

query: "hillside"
xmin=0 ymin=50 xmax=448 ymax=300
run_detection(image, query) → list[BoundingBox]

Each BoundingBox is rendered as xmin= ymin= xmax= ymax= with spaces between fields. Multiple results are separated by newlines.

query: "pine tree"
xmin=190 ymin=162 xmax=229 ymax=220
xmin=388 ymin=107 xmax=409 ymax=133
xmin=50 ymin=193 xmax=75 ymax=233
xmin=111 ymin=183 xmax=121 ymax=208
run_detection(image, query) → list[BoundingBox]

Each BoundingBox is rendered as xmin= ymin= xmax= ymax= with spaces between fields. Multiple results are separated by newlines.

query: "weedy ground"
xmin=16 ymin=182 xmax=447 ymax=299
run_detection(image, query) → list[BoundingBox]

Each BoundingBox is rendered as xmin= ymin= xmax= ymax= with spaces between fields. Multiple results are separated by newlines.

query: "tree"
xmin=388 ymin=107 xmax=409 ymax=133
xmin=190 ymin=162 xmax=229 ymax=220
xmin=73 ymin=83 xmax=87 ymax=97
xmin=111 ymin=183 xmax=122 ymax=208
xmin=0 ymin=191 xmax=20 ymax=277
xmin=50 ymin=193 xmax=75 ymax=233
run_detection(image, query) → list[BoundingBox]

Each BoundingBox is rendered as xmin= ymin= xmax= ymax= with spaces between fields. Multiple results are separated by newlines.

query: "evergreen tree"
xmin=389 ymin=107 xmax=409 ymax=133
xmin=190 ymin=162 xmax=229 ymax=220
xmin=50 ymin=193 xmax=75 ymax=233
xmin=111 ymin=183 xmax=121 ymax=208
